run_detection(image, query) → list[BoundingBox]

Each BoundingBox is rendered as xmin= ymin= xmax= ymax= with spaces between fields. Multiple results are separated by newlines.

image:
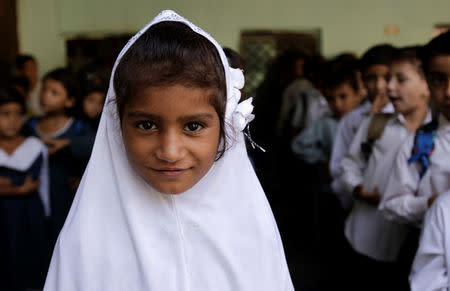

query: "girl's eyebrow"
xmin=126 ymin=111 xmax=215 ymax=121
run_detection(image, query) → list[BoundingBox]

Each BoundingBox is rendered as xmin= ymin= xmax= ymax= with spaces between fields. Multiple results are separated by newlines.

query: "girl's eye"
xmin=184 ymin=122 xmax=203 ymax=132
xmin=137 ymin=121 xmax=156 ymax=131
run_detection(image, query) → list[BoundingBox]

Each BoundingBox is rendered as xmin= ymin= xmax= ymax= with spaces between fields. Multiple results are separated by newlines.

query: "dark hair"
xmin=359 ymin=44 xmax=396 ymax=74
xmin=43 ymin=68 xmax=79 ymax=99
xmin=114 ymin=21 xmax=227 ymax=158
xmin=323 ymin=53 xmax=360 ymax=92
xmin=303 ymin=54 xmax=325 ymax=88
xmin=392 ymin=46 xmax=425 ymax=77
xmin=0 ymin=88 xmax=26 ymax=114
xmin=223 ymin=47 xmax=244 ymax=70
xmin=75 ymin=81 xmax=106 ymax=119
xmin=420 ymin=31 xmax=450 ymax=74
xmin=15 ymin=54 xmax=35 ymax=71
xmin=9 ymin=75 xmax=30 ymax=92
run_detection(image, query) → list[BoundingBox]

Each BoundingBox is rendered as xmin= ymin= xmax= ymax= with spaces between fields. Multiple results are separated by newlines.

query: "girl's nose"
xmin=155 ymin=130 xmax=185 ymax=163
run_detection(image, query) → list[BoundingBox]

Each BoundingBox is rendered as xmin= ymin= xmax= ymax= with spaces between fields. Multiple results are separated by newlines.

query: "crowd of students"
xmin=0 ymin=16 xmax=449 ymax=290
xmin=254 ymin=31 xmax=449 ymax=290
xmin=0 ymin=56 xmax=105 ymax=290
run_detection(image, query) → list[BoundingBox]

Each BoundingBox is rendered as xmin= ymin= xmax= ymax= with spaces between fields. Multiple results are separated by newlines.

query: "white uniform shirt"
xmin=277 ymin=78 xmax=312 ymax=132
xmin=380 ymin=115 xmax=450 ymax=226
xmin=410 ymin=190 xmax=450 ymax=291
xmin=340 ymin=111 xmax=432 ymax=261
xmin=290 ymin=85 xmax=330 ymax=131
xmin=330 ymin=100 xmax=394 ymax=209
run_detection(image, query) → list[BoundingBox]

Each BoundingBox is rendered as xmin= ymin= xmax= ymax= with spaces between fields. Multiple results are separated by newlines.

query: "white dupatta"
xmin=44 ymin=10 xmax=293 ymax=291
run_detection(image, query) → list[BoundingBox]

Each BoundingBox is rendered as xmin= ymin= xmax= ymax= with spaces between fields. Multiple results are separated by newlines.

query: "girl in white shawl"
xmin=44 ymin=10 xmax=293 ymax=291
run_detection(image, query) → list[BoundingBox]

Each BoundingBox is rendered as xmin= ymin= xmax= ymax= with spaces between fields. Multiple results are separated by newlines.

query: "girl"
xmin=23 ymin=68 xmax=95 ymax=244
xmin=77 ymin=82 xmax=106 ymax=131
xmin=0 ymin=88 xmax=50 ymax=290
xmin=44 ymin=10 xmax=293 ymax=291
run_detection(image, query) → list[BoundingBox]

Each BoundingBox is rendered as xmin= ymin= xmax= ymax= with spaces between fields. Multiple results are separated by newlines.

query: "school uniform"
xmin=330 ymin=100 xmax=394 ymax=209
xmin=340 ymin=110 xmax=432 ymax=262
xmin=290 ymin=86 xmax=329 ymax=131
xmin=23 ymin=117 xmax=95 ymax=242
xmin=410 ymin=190 xmax=450 ymax=291
xmin=291 ymin=113 xmax=339 ymax=164
xmin=380 ymin=114 xmax=450 ymax=225
xmin=43 ymin=10 xmax=293 ymax=291
xmin=0 ymin=137 xmax=50 ymax=290
xmin=277 ymin=78 xmax=313 ymax=133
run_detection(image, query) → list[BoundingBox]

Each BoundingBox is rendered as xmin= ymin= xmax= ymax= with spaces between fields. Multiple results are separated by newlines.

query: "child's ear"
xmin=65 ymin=96 xmax=76 ymax=108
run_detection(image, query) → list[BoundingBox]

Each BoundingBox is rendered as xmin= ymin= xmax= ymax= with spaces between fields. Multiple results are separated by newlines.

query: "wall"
xmin=17 ymin=0 xmax=450 ymax=76
xmin=17 ymin=0 xmax=66 ymax=77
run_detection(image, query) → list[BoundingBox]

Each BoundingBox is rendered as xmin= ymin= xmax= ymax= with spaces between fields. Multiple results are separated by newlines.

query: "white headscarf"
xmin=44 ymin=10 xmax=293 ymax=291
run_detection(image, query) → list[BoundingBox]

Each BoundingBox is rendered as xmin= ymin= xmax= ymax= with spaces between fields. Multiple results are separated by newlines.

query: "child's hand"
xmin=370 ymin=94 xmax=389 ymax=113
xmin=353 ymin=185 xmax=381 ymax=205
xmin=42 ymin=138 xmax=70 ymax=156
xmin=427 ymin=194 xmax=439 ymax=207
xmin=18 ymin=175 xmax=40 ymax=195
xmin=0 ymin=176 xmax=12 ymax=186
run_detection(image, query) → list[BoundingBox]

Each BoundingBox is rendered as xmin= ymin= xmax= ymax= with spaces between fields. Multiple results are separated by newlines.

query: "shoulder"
xmin=23 ymin=117 xmax=41 ymax=133
xmin=68 ymin=118 xmax=93 ymax=136
xmin=340 ymin=103 xmax=370 ymax=127
xmin=24 ymin=136 xmax=46 ymax=151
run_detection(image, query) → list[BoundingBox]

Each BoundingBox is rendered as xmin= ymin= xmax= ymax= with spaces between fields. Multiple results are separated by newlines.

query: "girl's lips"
xmin=150 ymin=167 xmax=190 ymax=178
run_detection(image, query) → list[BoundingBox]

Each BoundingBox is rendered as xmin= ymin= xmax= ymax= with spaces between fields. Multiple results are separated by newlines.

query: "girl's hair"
xmin=114 ymin=21 xmax=227 ymax=158
xmin=0 ymin=88 xmax=26 ymax=114
xmin=223 ymin=47 xmax=244 ymax=70
xmin=420 ymin=31 xmax=450 ymax=74
xmin=43 ymin=68 xmax=80 ymax=100
xmin=392 ymin=46 xmax=425 ymax=77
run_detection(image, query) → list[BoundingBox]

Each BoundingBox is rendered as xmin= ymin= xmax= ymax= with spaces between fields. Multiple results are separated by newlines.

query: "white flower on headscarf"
xmin=227 ymin=67 xmax=255 ymax=132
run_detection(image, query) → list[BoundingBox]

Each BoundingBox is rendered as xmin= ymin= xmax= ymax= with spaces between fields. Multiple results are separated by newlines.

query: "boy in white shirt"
xmin=380 ymin=32 xmax=450 ymax=226
xmin=340 ymin=46 xmax=431 ymax=291
xmin=405 ymin=31 xmax=450 ymax=291
xmin=330 ymin=44 xmax=395 ymax=210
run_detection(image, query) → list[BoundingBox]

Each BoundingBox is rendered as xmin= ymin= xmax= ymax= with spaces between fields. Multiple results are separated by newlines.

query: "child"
xmin=15 ymin=54 xmax=42 ymax=116
xmin=339 ymin=46 xmax=431 ymax=291
xmin=0 ymin=88 xmax=50 ymax=290
xmin=22 ymin=68 xmax=95 ymax=244
xmin=291 ymin=56 xmax=364 ymax=165
xmin=330 ymin=44 xmax=395 ymax=210
xmin=409 ymin=190 xmax=450 ymax=290
xmin=43 ymin=10 xmax=293 ymax=291
xmin=378 ymin=31 xmax=450 ymax=290
xmin=380 ymin=31 xmax=450 ymax=225
xmin=77 ymin=83 xmax=106 ymax=131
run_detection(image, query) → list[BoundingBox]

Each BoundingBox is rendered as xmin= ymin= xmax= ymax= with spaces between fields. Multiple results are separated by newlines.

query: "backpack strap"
xmin=407 ymin=119 xmax=439 ymax=179
xmin=361 ymin=113 xmax=394 ymax=161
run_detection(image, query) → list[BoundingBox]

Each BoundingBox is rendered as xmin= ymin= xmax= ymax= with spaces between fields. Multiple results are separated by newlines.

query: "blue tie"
xmin=407 ymin=121 xmax=438 ymax=178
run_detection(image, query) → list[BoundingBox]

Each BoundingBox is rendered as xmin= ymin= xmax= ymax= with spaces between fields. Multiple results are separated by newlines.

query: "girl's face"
xmin=83 ymin=92 xmax=105 ymax=119
xmin=121 ymin=84 xmax=221 ymax=194
xmin=388 ymin=61 xmax=430 ymax=115
xmin=40 ymin=78 xmax=75 ymax=114
xmin=427 ymin=55 xmax=450 ymax=120
xmin=0 ymin=103 xmax=24 ymax=139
